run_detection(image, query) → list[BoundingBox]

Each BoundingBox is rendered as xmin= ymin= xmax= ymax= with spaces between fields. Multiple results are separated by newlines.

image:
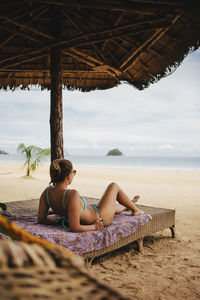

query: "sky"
xmin=0 ymin=49 xmax=200 ymax=157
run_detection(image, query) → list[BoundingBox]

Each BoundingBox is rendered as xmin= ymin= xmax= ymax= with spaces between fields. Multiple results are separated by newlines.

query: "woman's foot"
xmin=132 ymin=195 xmax=140 ymax=204
xmin=132 ymin=208 xmax=144 ymax=216
xmin=131 ymin=195 xmax=144 ymax=215
xmin=131 ymin=196 xmax=144 ymax=215
xmin=115 ymin=195 xmax=141 ymax=214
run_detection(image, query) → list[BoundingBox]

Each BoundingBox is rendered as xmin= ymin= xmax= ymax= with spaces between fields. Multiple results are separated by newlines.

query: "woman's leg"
xmin=98 ymin=183 xmax=143 ymax=226
xmin=115 ymin=195 xmax=140 ymax=214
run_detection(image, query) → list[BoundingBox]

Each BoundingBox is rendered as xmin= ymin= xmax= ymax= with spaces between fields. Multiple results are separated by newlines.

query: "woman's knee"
xmin=108 ymin=182 xmax=118 ymax=189
xmin=103 ymin=218 xmax=113 ymax=226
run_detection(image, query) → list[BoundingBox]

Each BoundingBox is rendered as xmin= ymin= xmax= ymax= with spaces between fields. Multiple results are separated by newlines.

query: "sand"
xmin=0 ymin=161 xmax=200 ymax=299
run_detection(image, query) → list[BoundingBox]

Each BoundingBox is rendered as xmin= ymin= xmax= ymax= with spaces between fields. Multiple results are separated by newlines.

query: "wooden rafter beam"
xmin=118 ymin=35 xmax=138 ymax=48
xmin=0 ymin=76 xmax=116 ymax=82
xmin=1 ymin=5 xmax=43 ymax=23
xmin=65 ymin=48 xmax=121 ymax=77
xmin=61 ymin=15 xmax=104 ymax=70
xmin=92 ymin=44 xmax=107 ymax=65
xmin=120 ymin=30 xmax=162 ymax=70
xmin=139 ymin=58 xmax=161 ymax=73
xmin=100 ymin=15 xmax=169 ymax=52
xmin=102 ymin=12 xmax=125 ymax=51
xmin=145 ymin=15 xmax=181 ymax=51
xmin=111 ymin=39 xmax=130 ymax=55
xmin=0 ymin=25 xmax=42 ymax=46
xmin=165 ymin=32 xmax=183 ymax=43
xmin=0 ymin=7 xmax=26 ymax=22
xmin=104 ymin=47 xmax=119 ymax=67
xmin=117 ymin=0 xmax=184 ymax=6
xmin=78 ymin=19 xmax=171 ymax=44
xmin=65 ymin=8 xmax=91 ymax=26
xmin=0 ymin=69 xmax=106 ymax=73
xmin=62 ymin=10 xmax=120 ymax=77
xmin=64 ymin=10 xmax=108 ymax=66
xmin=71 ymin=48 xmax=121 ymax=76
xmin=0 ymin=1 xmax=25 ymax=7
xmin=0 ymin=19 xmax=171 ymax=66
xmin=119 ymin=15 xmax=179 ymax=70
xmin=32 ymin=0 xmax=184 ymax=14
xmin=0 ymin=7 xmax=49 ymax=49
xmin=71 ymin=48 xmax=104 ymax=66
xmin=62 ymin=10 xmax=172 ymax=39
xmin=66 ymin=6 xmax=113 ymax=33
xmin=1 ymin=53 xmax=48 ymax=70
xmin=149 ymin=23 xmax=186 ymax=65
xmin=0 ymin=13 xmax=54 ymax=41
xmin=150 ymin=48 xmax=166 ymax=60
xmin=62 ymin=12 xmax=105 ymax=70
xmin=122 ymin=15 xmax=180 ymax=72
xmin=2 ymin=0 xmax=184 ymax=7
xmin=63 ymin=50 xmax=95 ymax=68
xmin=62 ymin=10 xmax=81 ymax=32
xmin=63 ymin=10 xmax=108 ymax=66
xmin=70 ymin=24 xmax=170 ymax=48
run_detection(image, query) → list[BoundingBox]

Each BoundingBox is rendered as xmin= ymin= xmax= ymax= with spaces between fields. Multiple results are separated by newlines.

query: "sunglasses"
xmin=71 ymin=169 xmax=77 ymax=175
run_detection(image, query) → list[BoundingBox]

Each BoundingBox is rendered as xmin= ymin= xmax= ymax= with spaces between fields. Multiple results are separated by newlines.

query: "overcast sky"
xmin=0 ymin=49 xmax=200 ymax=157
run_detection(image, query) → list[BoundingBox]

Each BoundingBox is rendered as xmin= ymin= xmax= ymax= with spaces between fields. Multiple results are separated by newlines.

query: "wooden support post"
xmin=170 ymin=225 xmax=176 ymax=238
xmin=137 ymin=238 xmax=144 ymax=252
xmin=50 ymin=8 xmax=64 ymax=161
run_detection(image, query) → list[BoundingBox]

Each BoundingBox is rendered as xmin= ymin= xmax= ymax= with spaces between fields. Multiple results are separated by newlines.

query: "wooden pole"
xmin=50 ymin=8 xmax=64 ymax=161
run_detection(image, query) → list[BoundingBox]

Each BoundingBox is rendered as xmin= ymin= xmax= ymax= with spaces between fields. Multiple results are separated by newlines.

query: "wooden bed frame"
xmin=83 ymin=203 xmax=175 ymax=259
xmin=5 ymin=198 xmax=175 ymax=260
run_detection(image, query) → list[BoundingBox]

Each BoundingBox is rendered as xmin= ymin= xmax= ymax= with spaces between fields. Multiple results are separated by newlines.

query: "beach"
xmin=0 ymin=161 xmax=200 ymax=299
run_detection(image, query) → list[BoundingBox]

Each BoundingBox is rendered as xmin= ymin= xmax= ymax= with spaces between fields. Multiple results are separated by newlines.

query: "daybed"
xmin=2 ymin=198 xmax=175 ymax=260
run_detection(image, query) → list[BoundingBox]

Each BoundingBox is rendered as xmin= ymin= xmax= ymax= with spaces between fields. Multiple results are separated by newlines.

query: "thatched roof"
xmin=0 ymin=0 xmax=200 ymax=92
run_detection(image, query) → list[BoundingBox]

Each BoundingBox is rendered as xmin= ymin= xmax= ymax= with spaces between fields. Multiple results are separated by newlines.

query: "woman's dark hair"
xmin=50 ymin=159 xmax=73 ymax=184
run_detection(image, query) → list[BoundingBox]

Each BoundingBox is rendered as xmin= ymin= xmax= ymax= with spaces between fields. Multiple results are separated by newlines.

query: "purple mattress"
xmin=1 ymin=211 xmax=151 ymax=255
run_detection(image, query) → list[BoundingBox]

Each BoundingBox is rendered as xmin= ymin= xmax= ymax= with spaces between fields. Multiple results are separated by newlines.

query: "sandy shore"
xmin=0 ymin=161 xmax=200 ymax=299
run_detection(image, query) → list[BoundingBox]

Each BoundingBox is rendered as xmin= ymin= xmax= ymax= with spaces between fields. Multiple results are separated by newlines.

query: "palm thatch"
xmin=0 ymin=0 xmax=200 ymax=92
xmin=1 ymin=0 xmax=200 ymax=160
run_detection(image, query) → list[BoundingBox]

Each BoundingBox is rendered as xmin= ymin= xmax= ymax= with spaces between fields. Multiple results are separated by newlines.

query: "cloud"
xmin=159 ymin=144 xmax=174 ymax=149
xmin=0 ymin=50 xmax=200 ymax=156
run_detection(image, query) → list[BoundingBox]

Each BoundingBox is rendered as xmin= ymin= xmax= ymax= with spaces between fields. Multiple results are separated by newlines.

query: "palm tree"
xmin=17 ymin=143 xmax=50 ymax=176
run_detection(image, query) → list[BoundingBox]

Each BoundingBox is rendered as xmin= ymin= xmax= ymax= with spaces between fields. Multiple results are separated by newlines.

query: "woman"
xmin=38 ymin=159 xmax=144 ymax=232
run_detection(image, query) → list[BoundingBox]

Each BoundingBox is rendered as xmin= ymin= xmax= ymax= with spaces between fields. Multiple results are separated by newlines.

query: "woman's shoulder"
xmin=66 ymin=188 xmax=80 ymax=199
xmin=40 ymin=186 xmax=53 ymax=199
xmin=66 ymin=188 xmax=79 ymax=194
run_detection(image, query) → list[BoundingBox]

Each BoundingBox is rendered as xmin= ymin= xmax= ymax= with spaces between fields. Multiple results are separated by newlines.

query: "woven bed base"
xmin=5 ymin=199 xmax=175 ymax=260
xmin=83 ymin=204 xmax=175 ymax=260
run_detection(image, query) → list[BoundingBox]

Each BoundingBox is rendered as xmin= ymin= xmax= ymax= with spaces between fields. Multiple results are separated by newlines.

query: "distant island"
xmin=107 ymin=148 xmax=123 ymax=156
xmin=0 ymin=149 xmax=8 ymax=155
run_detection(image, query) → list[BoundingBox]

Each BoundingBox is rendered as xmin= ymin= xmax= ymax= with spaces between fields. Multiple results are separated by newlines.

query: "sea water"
xmin=0 ymin=154 xmax=200 ymax=170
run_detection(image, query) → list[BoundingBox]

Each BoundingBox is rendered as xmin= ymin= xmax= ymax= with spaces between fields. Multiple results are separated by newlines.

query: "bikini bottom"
xmin=90 ymin=205 xmax=104 ymax=226
xmin=90 ymin=205 xmax=100 ymax=213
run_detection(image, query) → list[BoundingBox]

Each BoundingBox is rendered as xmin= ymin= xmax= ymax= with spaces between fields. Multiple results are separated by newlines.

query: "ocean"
xmin=0 ymin=154 xmax=200 ymax=171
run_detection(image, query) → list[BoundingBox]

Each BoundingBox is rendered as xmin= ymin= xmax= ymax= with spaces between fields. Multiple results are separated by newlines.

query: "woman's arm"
xmin=38 ymin=189 xmax=60 ymax=225
xmin=68 ymin=190 xmax=103 ymax=232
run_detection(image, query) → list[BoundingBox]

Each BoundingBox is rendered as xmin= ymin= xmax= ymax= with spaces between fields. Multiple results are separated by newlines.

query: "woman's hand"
xmin=93 ymin=218 xmax=104 ymax=231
